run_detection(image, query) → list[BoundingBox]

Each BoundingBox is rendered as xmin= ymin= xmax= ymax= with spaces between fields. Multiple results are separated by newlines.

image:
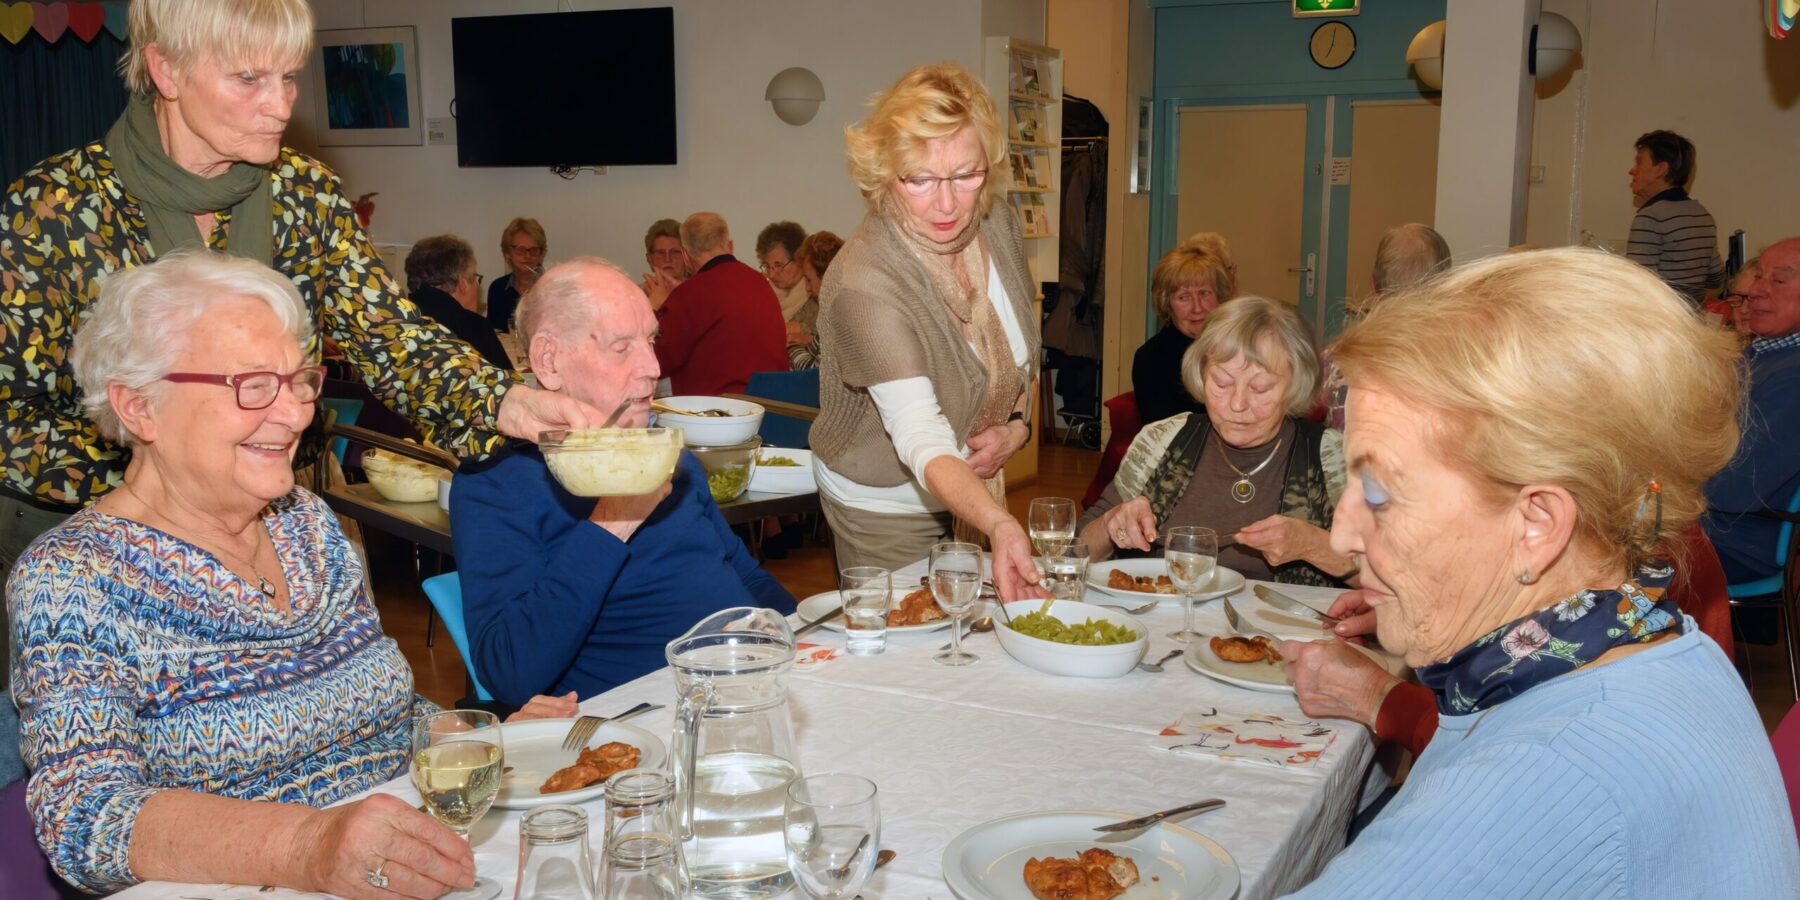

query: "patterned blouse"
xmin=8 ymin=489 xmax=425 ymax=893
xmin=0 ymin=143 xmax=516 ymax=509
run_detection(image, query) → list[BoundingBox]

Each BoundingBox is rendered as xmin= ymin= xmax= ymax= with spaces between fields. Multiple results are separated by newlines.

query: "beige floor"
xmin=367 ymin=442 xmax=1798 ymax=735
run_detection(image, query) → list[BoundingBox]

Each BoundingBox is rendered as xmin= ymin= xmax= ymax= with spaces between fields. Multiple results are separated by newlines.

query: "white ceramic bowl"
xmin=748 ymin=447 xmax=815 ymax=494
xmin=655 ymin=396 xmax=764 ymax=446
xmin=361 ymin=449 xmax=449 ymax=503
xmin=994 ymin=599 xmax=1148 ymax=679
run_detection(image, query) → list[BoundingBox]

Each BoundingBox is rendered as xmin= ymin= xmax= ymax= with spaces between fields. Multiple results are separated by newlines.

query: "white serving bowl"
xmin=994 ymin=599 xmax=1148 ymax=679
xmin=748 ymin=447 xmax=815 ymax=494
xmin=655 ymin=396 xmax=764 ymax=446
xmin=361 ymin=448 xmax=450 ymax=503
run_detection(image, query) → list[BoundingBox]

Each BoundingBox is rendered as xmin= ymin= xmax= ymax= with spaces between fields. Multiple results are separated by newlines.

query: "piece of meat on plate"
xmin=540 ymin=741 xmax=643 ymax=794
xmin=1022 ymin=848 xmax=1140 ymax=900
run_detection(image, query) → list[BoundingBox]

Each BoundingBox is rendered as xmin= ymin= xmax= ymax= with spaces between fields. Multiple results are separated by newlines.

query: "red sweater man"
xmin=654 ymin=212 xmax=788 ymax=396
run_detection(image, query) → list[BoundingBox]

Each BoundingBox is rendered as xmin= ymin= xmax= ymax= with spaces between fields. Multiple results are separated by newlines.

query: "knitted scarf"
xmin=105 ymin=94 xmax=275 ymax=263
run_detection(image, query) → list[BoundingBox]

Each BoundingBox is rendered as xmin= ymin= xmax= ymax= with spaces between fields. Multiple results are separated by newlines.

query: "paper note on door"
xmin=1329 ymin=157 xmax=1352 ymax=185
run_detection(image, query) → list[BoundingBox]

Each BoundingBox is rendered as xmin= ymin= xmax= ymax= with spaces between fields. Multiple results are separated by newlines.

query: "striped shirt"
xmin=1627 ymin=187 xmax=1725 ymax=301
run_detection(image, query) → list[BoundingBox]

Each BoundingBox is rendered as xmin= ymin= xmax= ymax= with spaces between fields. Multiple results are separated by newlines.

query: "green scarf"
xmin=104 ymin=94 xmax=275 ymax=263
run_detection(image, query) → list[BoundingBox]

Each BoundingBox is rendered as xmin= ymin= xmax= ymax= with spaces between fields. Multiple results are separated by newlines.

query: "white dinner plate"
xmin=942 ymin=809 xmax=1240 ymax=900
xmin=491 ymin=718 xmax=666 ymax=809
xmin=795 ymin=589 xmax=955 ymax=634
xmin=1087 ymin=558 xmax=1245 ymax=603
xmin=1184 ymin=636 xmax=1405 ymax=694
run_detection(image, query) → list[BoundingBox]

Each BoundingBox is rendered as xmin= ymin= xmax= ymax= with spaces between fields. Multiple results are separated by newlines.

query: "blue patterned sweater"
xmin=8 ymin=489 xmax=424 ymax=893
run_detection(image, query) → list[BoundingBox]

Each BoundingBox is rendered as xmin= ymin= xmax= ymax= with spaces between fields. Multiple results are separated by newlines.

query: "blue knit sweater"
xmin=1705 ymin=341 xmax=1800 ymax=584
xmin=1288 ymin=625 xmax=1799 ymax=898
xmin=451 ymin=446 xmax=794 ymax=705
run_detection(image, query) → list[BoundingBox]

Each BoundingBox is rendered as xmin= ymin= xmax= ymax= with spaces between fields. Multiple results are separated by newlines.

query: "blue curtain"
xmin=2 ymin=33 xmax=130 ymax=186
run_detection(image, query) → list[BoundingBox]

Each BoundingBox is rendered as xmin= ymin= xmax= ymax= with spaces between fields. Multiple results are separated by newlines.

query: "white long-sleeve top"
xmin=815 ymin=259 xmax=1030 ymax=514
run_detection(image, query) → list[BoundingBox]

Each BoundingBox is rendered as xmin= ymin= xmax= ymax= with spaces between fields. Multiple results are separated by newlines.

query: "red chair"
xmin=1674 ymin=523 xmax=1735 ymax=662
xmin=1774 ymin=702 xmax=1800 ymax=841
xmin=1082 ymin=392 xmax=1144 ymax=507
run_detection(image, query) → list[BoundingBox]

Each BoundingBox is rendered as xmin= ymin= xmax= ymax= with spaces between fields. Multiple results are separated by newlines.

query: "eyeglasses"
xmin=467 ymin=271 xmax=485 ymax=286
xmin=761 ymin=257 xmax=794 ymax=275
xmin=508 ymin=244 xmax=543 ymax=257
xmin=1722 ymin=291 xmax=1749 ymax=307
xmin=899 ymin=169 xmax=988 ymax=196
xmin=162 ymin=365 xmax=327 ymax=410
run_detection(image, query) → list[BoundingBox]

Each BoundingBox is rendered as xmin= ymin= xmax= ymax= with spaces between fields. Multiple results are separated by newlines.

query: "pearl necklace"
xmin=1212 ymin=431 xmax=1284 ymax=504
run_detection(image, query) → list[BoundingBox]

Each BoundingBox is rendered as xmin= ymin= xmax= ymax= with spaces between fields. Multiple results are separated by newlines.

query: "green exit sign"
xmin=1294 ymin=0 xmax=1360 ymax=17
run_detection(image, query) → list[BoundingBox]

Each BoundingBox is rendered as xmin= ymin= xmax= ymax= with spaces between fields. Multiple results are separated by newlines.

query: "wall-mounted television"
xmin=450 ymin=7 xmax=676 ymax=168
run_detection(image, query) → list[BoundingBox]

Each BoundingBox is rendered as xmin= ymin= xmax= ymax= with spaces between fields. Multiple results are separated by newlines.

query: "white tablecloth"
xmin=116 ymin=574 xmax=1371 ymax=900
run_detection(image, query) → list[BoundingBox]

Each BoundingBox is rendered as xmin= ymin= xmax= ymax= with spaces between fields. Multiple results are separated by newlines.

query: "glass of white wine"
xmin=412 ymin=709 xmax=505 ymax=900
xmin=1164 ymin=525 xmax=1218 ymax=643
xmin=930 ymin=541 xmax=984 ymax=666
xmin=1027 ymin=497 xmax=1076 ymax=561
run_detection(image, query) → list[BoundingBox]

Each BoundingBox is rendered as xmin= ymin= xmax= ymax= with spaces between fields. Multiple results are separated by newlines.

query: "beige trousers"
xmin=819 ymin=491 xmax=954 ymax=574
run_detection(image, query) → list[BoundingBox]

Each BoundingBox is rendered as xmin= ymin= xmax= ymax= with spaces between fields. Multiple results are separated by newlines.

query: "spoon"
xmin=853 ymin=850 xmax=898 ymax=900
xmin=599 ymin=394 xmax=635 ymax=429
xmin=938 ymin=615 xmax=994 ymax=650
xmin=1099 ymin=600 xmax=1158 ymax=615
xmin=1136 ymin=649 xmax=1182 ymax=673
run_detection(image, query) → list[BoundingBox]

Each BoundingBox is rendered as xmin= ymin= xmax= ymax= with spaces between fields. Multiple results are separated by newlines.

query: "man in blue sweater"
xmin=450 ymin=258 xmax=795 ymax=705
xmin=1704 ymin=237 xmax=1800 ymax=584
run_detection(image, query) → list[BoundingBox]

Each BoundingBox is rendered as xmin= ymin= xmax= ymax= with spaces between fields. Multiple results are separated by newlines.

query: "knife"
xmin=1092 ymin=798 xmax=1227 ymax=832
xmin=1253 ymin=584 xmax=1338 ymax=626
xmin=794 ymin=604 xmax=845 ymax=638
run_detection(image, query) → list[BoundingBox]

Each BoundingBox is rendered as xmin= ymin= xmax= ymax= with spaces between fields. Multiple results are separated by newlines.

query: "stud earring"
xmin=1516 ymin=571 xmax=1537 ymax=585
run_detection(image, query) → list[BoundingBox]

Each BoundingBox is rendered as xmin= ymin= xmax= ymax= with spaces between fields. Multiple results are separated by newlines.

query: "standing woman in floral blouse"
xmin=0 ymin=0 xmax=598 ymax=684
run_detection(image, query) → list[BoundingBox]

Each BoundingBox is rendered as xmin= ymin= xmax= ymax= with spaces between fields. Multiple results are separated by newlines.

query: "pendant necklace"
xmin=1213 ymin=431 xmax=1283 ymax=504
xmin=120 ymin=483 xmax=279 ymax=599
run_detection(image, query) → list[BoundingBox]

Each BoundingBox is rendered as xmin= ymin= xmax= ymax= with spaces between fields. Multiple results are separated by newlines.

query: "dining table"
xmin=115 ymin=565 xmax=1376 ymax=900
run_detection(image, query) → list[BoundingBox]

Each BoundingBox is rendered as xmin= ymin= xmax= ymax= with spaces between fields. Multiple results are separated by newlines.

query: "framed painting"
xmin=313 ymin=26 xmax=422 ymax=147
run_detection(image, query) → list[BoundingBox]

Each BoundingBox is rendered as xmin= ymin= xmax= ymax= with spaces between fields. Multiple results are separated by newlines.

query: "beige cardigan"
xmin=812 ymin=203 xmax=1040 ymax=487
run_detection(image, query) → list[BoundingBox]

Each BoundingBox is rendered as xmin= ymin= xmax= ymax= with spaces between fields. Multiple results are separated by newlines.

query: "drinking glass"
xmin=600 ymin=769 xmax=686 ymax=900
xmin=929 ymin=541 xmax=983 ymax=666
xmin=784 ymin=774 xmax=881 ymax=900
xmin=413 ymin=709 xmax=505 ymax=900
xmin=1027 ymin=497 xmax=1076 ymax=560
xmin=840 ymin=567 xmax=891 ymax=656
xmin=1043 ymin=540 xmax=1090 ymax=601
xmin=515 ymin=805 xmax=597 ymax=900
xmin=1164 ymin=526 xmax=1218 ymax=643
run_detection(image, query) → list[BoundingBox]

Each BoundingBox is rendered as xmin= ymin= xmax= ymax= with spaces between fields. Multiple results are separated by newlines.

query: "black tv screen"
xmin=451 ymin=7 xmax=676 ymax=167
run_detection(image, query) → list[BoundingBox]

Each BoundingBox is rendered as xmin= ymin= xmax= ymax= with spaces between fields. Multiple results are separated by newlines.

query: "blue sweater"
xmin=450 ymin=446 xmax=795 ymax=705
xmin=1289 ymin=625 xmax=1799 ymax=898
xmin=1705 ymin=341 xmax=1800 ymax=583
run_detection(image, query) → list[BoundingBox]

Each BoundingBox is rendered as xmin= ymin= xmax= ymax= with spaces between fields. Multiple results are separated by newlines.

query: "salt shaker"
xmin=600 ymin=768 xmax=687 ymax=899
xmin=515 ymin=805 xmax=596 ymax=900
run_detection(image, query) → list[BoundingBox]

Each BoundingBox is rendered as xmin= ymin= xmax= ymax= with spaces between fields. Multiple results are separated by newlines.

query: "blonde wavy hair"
xmin=122 ymin=0 xmax=313 ymax=96
xmin=845 ymin=62 xmax=1007 ymax=216
xmin=1181 ymin=295 xmax=1320 ymax=416
xmin=1152 ymin=237 xmax=1238 ymax=324
xmin=1332 ymin=247 xmax=1744 ymax=570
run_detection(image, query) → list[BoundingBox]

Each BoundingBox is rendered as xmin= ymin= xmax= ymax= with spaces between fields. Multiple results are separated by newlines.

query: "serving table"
xmin=116 ymin=572 xmax=1371 ymax=900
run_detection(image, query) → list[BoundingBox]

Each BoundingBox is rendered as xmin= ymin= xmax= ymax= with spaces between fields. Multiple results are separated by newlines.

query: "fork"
xmin=560 ymin=701 xmax=662 ymax=751
xmin=1221 ymin=596 xmax=1281 ymax=642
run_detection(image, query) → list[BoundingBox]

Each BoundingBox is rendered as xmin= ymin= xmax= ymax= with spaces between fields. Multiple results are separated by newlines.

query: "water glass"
xmin=516 ymin=805 xmax=596 ymax=900
xmin=601 ymin=769 xmax=686 ymax=900
xmin=1027 ymin=497 xmax=1076 ymax=559
xmin=413 ymin=709 xmax=504 ymax=900
xmin=1043 ymin=540 xmax=1090 ymax=600
xmin=784 ymin=774 xmax=881 ymax=900
xmin=929 ymin=541 xmax=983 ymax=666
xmin=1165 ymin=526 xmax=1219 ymax=643
xmin=840 ymin=567 xmax=891 ymax=656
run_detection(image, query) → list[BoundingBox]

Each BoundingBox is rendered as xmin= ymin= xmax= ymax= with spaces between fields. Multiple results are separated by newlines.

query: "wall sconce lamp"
xmin=766 ymin=67 xmax=825 ymax=126
xmin=1405 ymin=12 xmax=1581 ymax=91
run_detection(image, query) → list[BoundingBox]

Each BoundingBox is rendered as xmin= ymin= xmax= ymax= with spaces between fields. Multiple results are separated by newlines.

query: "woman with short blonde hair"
xmin=488 ymin=216 xmax=548 ymax=332
xmin=813 ymin=62 xmax=1044 ymax=604
xmin=1081 ymin=296 xmax=1352 ymax=594
xmin=1134 ymin=235 xmax=1239 ymax=422
xmin=1281 ymin=248 xmax=1798 ymax=897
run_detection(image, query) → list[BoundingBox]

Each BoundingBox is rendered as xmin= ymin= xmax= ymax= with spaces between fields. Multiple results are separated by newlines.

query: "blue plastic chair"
xmin=320 ymin=397 xmax=364 ymax=465
xmin=420 ymin=572 xmax=495 ymax=702
xmin=1725 ymin=484 xmax=1800 ymax=700
xmin=743 ymin=369 xmax=819 ymax=449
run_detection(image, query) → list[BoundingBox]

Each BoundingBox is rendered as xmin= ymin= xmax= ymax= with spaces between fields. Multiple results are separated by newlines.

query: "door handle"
xmin=1289 ymin=252 xmax=1317 ymax=298
xmin=1285 ymin=266 xmax=1312 ymax=272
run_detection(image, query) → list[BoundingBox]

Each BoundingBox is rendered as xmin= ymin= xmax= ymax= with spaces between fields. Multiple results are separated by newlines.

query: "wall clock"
xmin=1310 ymin=21 xmax=1356 ymax=70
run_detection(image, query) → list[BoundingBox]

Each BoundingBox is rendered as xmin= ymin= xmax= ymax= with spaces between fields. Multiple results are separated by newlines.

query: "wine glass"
xmin=1164 ymin=525 xmax=1218 ymax=643
xmin=785 ymin=774 xmax=881 ymax=900
xmin=929 ymin=541 xmax=983 ymax=666
xmin=1027 ymin=497 xmax=1076 ymax=562
xmin=412 ymin=709 xmax=505 ymax=900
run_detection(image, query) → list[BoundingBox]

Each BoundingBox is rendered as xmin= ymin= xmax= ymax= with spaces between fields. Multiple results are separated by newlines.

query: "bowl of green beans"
xmin=995 ymin=599 xmax=1148 ymax=678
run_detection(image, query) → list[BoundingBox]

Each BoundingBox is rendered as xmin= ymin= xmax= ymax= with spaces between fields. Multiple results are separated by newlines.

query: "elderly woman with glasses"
xmin=1133 ymin=234 xmax=1237 ymax=423
xmin=1080 ymin=296 xmax=1354 ymax=588
xmin=487 ymin=217 xmax=547 ymax=333
xmin=812 ymin=62 xmax=1044 ymax=600
xmin=9 ymin=251 xmax=572 ymax=896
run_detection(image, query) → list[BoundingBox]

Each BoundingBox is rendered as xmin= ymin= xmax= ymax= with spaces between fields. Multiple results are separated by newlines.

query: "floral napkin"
xmin=794 ymin=642 xmax=846 ymax=671
xmin=1152 ymin=708 xmax=1337 ymax=769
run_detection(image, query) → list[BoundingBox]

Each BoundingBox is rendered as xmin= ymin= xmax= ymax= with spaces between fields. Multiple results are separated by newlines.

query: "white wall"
xmin=297 ymin=0 xmax=1033 ymax=285
xmin=1433 ymin=0 xmax=1538 ymax=259
xmin=1527 ymin=0 xmax=1800 ymax=252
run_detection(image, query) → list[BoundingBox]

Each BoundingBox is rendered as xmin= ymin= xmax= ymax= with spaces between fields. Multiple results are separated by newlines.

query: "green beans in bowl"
xmin=995 ymin=599 xmax=1148 ymax=678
